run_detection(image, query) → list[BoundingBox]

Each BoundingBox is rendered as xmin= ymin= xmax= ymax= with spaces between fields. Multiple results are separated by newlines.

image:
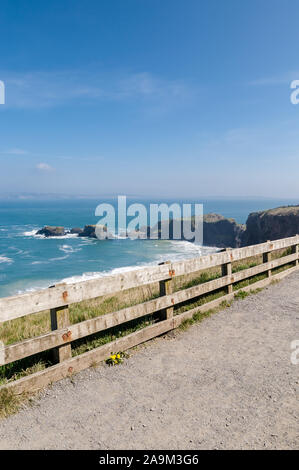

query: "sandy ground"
xmin=0 ymin=271 xmax=298 ymax=450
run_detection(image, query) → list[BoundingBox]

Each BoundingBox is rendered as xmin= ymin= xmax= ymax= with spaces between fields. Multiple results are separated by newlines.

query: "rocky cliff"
xmin=202 ymin=213 xmax=245 ymax=248
xmin=36 ymin=206 xmax=299 ymax=248
xmin=241 ymin=205 xmax=299 ymax=246
xmin=140 ymin=213 xmax=245 ymax=248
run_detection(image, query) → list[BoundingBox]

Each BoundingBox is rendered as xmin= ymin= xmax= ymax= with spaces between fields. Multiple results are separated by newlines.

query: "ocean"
xmin=0 ymin=197 xmax=297 ymax=298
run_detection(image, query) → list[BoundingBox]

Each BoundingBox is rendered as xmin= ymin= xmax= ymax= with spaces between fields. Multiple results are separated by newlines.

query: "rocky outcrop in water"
xmin=70 ymin=227 xmax=84 ymax=235
xmin=36 ymin=224 xmax=108 ymax=238
xmin=36 ymin=216 xmax=245 ymax=247
xmin=78 ymin=225 xmax=96 ymax=238
xmin=36 ymin=226 xmax=66 ymax=237
xmin=37 ymin=206 xmax=299 ymax=246
xmin=78 ymin=225 xmax=108 ymax=238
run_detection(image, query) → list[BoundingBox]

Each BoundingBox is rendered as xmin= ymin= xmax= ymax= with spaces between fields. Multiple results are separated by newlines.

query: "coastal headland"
xmin=36 ymin=205 xmax=299 ymax=248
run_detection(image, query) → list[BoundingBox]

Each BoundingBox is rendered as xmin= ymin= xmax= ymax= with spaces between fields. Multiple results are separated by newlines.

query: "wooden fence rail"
xmin=1 ymin=234 xmax=299 ymax=395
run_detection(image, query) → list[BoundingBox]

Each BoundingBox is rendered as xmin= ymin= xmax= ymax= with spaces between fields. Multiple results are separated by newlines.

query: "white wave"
xmin=170 ymin=240 xmax=219 ymax=254
xmin=0 ymin=255 xmax=13 ymax=264
xmin=23 ymin=229 xmax=78 ymax=239
xmin=32 ymin=255 xmax=70 ymax=265
xmin=16 ymin=283 xmax=51 ymax=294
xmin=61 ymin=264 xmax=145 ymax=285
xmin=47 ymin=233 xmax=78 ymax=240
xmin=151 ymin=240 xmax=219 ymax=264
xmin=78 ymin=238 xmax=95 ymax=246
xmin=6 ymin=238 xmax=220 ymax=296
xmin=60 ymin=242 xmax=219 ymax=285
xmin=50 ymin=255 xmax=70 ymax=261
xmin=59 ymin=244 xmax=81 ymax=254
xmin=8 ymin=246 xmax=30 ymax=256
xmin=23 ymin=229 xmax=39 ymax=237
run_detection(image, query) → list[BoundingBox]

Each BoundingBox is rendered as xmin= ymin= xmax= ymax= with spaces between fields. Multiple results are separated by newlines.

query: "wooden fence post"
xmin=292 ymin=236 xmax=299 ymax=267
xmin=50 ymin=306 xmax=72 ymax=363
xmin=159 ymin=261 xmax=174 ymax=321
xmin=222 ymin=248 xmax=233 ymax=294
xmin=263 ymin=240 xmax=272 ymax=278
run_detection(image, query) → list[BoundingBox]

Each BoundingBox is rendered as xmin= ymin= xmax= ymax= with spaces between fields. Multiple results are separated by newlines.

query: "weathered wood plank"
xmin=50 ymin=306 xmax=72 ymax=363
xmin=1 ymin=252 xmax=297 ymax=365
xmin=291 ymin=241 xmax=299 ymax=267
xmin=221 ymin=248 xmax=233 ymax=294
xmin=0 ymin=263 xmax=171 ymax=323
xmin=2 ymin=261 xmax=297 ymax=396
xmin=173 ymin=265 xmax=298 ymax=327
xmin=171 ymin=235 xmax=299 ymax=276
xmin=230 ymin=252 xmax=297 ymax=284
xmin=263 ymin=240 xmax=272 ymax=278
xmin=1 ymin=236 xmax=299 ymax=323
xmin=159 ymin=261 xmax=174 ymax=320
xmin=1 ymin=319 xmax=174 ymax=395
xmin=1 ymin=294 xmax=176 ymax=365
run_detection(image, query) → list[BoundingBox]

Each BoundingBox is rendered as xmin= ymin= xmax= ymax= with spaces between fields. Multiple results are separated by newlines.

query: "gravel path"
xmin=0 ymin=272 xmax=298 ymax=450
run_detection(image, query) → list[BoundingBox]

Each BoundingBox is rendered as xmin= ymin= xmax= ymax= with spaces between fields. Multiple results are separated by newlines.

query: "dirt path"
xmin=0 ymin=272 xmax=298 ymax=450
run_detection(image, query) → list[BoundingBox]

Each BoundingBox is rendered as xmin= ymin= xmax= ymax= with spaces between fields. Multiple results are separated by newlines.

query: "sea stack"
xmin=36 ymin=226 xmax=66 ymax=237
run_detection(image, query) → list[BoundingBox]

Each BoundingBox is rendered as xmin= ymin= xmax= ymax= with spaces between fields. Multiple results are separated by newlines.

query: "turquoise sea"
xmin=0 ymin=198 xmax=297 ymax=298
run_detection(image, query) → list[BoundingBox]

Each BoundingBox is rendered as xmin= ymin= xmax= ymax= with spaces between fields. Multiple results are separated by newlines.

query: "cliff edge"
xmin=241 ymin=205 xmax=299 ymax=246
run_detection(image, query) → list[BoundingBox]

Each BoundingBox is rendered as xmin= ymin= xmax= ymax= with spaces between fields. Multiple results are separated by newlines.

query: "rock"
xmin=202 ymin=213 xmax=245 ymax=248
xmin=241 ymin=206 xmax=299 ymax=246
xmin=78 ymin=225 xmax=97 ymax=238
xmin=36 ymin=226 xmax=66 ymax=237
xmin=38 ymin=205 xmax=299 ymax=247
xmin=140 ymin=213 xmax=245 ymax=248
xmin=78 ymin=224 xmax=107 ymax=239
xmin=70 ymin=227 xmax=83 ymax=235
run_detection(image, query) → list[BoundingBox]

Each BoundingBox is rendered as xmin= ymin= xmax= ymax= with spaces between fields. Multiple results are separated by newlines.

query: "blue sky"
xmin=0 ymin=0 xmax=299 ymax=198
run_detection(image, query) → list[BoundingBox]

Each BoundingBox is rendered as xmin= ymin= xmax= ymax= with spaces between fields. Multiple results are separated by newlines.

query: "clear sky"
xmin=0 ymin=0 xmax=299 ymax=198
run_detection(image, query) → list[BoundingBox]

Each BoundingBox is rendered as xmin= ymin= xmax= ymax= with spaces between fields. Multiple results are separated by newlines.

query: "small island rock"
xmin=36 ymin=226 xmax=66 ymax=237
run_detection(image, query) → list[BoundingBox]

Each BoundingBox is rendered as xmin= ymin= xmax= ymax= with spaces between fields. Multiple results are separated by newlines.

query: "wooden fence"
xmin=1 ymin=235 xmax=299 ymax=395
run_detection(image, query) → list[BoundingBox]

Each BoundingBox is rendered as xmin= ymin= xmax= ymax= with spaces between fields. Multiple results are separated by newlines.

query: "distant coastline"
xmin=1 ymin=199 xmax=299 ymax=298
xmin=34 ymin=204 xmax=299 ymax=249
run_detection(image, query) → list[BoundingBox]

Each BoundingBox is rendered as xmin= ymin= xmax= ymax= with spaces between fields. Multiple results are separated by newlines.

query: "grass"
xmin=271 ymin=247 xmax=292 ymax=260
xmin=178 ymin=300 xmax=232 ymax=331
xmin=272 ymin=263 xmax=294 ymax=275
xmin=0 ymin=248 xmax=296 ymax=416
xmin=234 ymin=290 xmax=249 ymax=299
xmin=0 ymin=388 xmax=27 ymax=419
xmin=72 ymin=315 xmax=154 ymax=357
xmin=174 ymin=269 xmax=221 ymax=291
xmin=0 ymin=283 xmax=160 ymax=347
xmin=0 ymin=283 xmax=160 ymax=387
xmin=233 ymin=272 xmax=268 ymax=290
xmin=234 ymin=287 xmax=264 ymax=300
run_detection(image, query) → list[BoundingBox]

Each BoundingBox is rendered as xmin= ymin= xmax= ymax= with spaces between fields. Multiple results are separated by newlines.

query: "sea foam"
xmin=0 ymin=255 xmax=13 ymax=264
xmin=23 ymin=229 xmax=79 ymax=239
